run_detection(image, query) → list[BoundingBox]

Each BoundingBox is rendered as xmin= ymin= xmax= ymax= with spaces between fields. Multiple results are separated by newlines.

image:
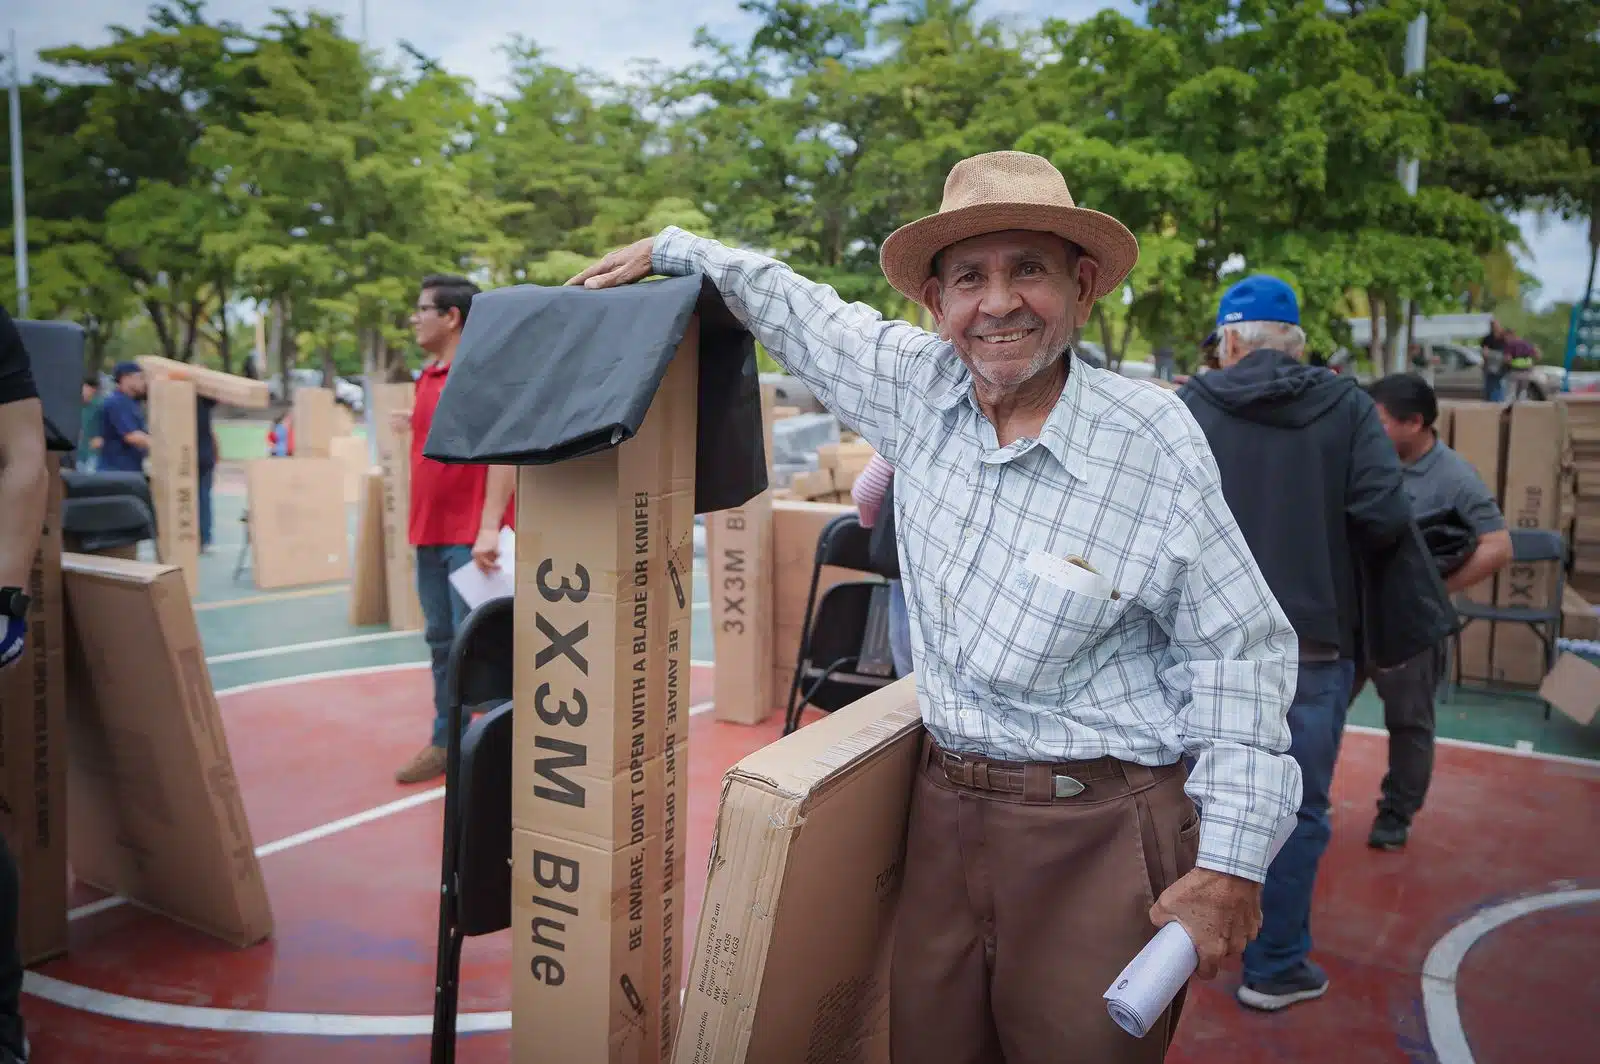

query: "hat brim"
xmin=879 ymin=201 xmax=1140 ymax=305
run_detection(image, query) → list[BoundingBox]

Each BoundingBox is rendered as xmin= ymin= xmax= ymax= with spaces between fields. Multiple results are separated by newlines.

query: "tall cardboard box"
xmin=0 ymin=457 xmax=68 ymax=965
xmin=1492 ymin=401 xmax=1566 ymax=686
xmin=1446 ymin=402 xmax=1505 ymax=683
xmin=707 ymin=491 xmax=774 ymax=724
xmin=374 ymin=382 xmax=423 ymax=631
xmin=147 ymin=376 xmax=201 ymax=596
xmin=62 ymin=554 xmax=274 ymax=947
xmin=349 ymin=468 xmax=390 ymax=626
xmin=292 ymin=386 xmax=337 ymax=459
xmin=511 ymin=329 xmax=698 ymax=1064
xmin=243 ymin=457 xmax=349 ymax=589
xmin=770 ymin=500 xmax=859 ymax=703
xmin=674 ymin=677 xmax=923 ymax=1064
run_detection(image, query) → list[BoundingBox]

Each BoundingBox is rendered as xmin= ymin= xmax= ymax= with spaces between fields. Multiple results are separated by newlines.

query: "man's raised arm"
xmin=569 ymin=228 xmax=943 ymax=464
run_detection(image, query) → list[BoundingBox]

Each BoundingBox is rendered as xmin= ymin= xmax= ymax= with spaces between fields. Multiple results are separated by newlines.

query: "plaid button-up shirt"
xmin=655 ymin=227 xmax=1303 ymax=883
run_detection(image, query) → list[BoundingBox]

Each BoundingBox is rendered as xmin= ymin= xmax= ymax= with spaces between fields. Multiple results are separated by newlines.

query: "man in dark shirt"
xmin=196 ymin=395 xmax=220 ymax=550
xmin=1359 ymin=374 xmax=1512 ymax=849
xmin=0 ymin=302 xmax=47 ymax=1063
xmin=97 ymin=362 xmax=151 ymax=474
xmin=1480 ymin=320 xmax=1507 ymax=401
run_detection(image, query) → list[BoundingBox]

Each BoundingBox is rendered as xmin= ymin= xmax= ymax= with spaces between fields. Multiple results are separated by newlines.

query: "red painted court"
xmin=19 ymin=662 xmax=1600 ymax=1063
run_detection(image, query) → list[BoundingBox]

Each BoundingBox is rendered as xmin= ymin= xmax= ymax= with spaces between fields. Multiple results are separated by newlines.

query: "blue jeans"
xmin=1242 ymin=658 xmax=1356 ymax=982
xmin=1484 ymin=374 xmax=1506 ymax=402
xmin=416 ymin=544 xmax=475 ymax=748
xmin=198 ymin=467 xmax=215 ymax=548
xmin=888 ymin=579 xmax=914 ymax=677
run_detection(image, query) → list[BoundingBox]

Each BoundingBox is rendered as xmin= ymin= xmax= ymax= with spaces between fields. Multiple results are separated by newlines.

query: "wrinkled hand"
xmin=472 ymin=527 xmax=502 ymax=573
xmin=1 ymin=615 xmax=25 ymax=672
xmin=389 ymin=408 xmax=412 ymax=436
xmin=566 ymin=238 xmax=656 ymax=290
xmin=1149 ymin=867 xmax=1262 ymax=980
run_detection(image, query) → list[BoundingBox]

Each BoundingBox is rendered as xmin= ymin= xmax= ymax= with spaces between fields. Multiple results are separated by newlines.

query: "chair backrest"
xmin=456 ymin=700 xmax=513 ymax=936
xmin=816 ymin=512 xmax=876 ymax=572
xmin=1510 ymin=528 xmax=1564 ymax=564
xmin=447 ymin=596 xmax=515 ymax=712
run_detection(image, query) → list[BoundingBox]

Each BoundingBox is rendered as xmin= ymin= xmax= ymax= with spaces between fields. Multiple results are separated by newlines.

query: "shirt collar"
xmin=927 ymin=345 xmax=1091 ymax=481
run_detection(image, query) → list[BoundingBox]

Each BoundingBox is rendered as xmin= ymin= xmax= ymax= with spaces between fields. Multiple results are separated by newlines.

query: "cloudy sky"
xmin=9 ymin=0 xmax=1592 ymax=307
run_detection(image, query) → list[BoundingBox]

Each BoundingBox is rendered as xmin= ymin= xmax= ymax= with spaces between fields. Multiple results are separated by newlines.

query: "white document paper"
xmin=1023 ymin=549 xmax=1117 ymax=599
xmin=448 ymin=527 xmax=516 ymax=610
xmin=1103 ymin=812 xmax=1299 ymax=1038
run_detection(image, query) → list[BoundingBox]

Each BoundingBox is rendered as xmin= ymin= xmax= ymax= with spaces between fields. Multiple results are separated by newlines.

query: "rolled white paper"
xmin=1103 ymin=812 xmax=1299 ymax=1038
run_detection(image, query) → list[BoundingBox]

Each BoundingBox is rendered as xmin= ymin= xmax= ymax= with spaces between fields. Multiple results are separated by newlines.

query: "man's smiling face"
xmin=920 ymin=229 xmax=1098 ymax=395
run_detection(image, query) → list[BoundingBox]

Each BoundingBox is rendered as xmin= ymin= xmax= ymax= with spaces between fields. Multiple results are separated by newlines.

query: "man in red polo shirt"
xmin=392 ymin=273 xmax=516 ymax=784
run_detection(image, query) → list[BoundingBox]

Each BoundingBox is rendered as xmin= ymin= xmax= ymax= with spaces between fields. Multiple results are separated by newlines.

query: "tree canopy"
xmin=2 ymin=0 xmax=1594 ymax=378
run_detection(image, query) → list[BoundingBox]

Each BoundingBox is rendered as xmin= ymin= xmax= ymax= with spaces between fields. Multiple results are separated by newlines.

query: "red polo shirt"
xmin=409 ymin=360 xmax=515 ymax=546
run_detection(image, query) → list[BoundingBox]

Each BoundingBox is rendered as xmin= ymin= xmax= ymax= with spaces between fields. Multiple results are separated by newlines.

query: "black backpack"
xmin=868 ymin=474 xmax=901 ymax=580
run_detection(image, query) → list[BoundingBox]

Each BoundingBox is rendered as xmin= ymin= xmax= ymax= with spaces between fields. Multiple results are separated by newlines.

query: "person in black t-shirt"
xmin=0 ymin=302 xmax=46 ymax=1063
xmin=1480 ymin=319 xmax=1507 ymax=401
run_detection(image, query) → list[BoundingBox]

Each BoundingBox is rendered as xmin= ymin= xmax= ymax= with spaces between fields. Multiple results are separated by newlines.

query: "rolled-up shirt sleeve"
xmin=1155 ymin=444 xmax=1303 ymax=884
xmin=651 ymin=226 xmax=941 ymax=463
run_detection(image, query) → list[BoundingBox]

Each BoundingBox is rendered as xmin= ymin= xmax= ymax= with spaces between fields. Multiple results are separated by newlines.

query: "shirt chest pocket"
xmin=977 ymin=561 xmax=1131 ymax=678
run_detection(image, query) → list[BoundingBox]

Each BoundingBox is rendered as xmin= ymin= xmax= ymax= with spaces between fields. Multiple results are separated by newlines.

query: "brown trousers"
xmin=890 ymin=739 xmax=1200 ymax=1064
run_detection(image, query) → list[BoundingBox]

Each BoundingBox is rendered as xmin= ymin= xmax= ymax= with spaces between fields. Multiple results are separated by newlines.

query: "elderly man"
xmin=1178 ymin=277 xmax=1442 ymax=1012
xmin=571 ymin=151 xmax=1302 ymax=1062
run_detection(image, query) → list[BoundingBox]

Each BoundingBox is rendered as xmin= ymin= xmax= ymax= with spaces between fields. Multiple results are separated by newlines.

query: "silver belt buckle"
xmin=1053 ymin=774 xmax=1085 ymax=798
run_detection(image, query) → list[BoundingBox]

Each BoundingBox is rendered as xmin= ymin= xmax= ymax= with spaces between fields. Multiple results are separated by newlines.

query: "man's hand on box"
xmin=567 ymin=238 xmax=655 ymax=290
xmin=0 ymin=615 xmax=24 ymax=672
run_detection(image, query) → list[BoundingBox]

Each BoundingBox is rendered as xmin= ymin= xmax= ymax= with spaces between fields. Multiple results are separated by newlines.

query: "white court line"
xmin=1421 ymin=886 xmax=1600 ymax=1064
xmin=1344 ymin=724 xmax=1600 ymax=769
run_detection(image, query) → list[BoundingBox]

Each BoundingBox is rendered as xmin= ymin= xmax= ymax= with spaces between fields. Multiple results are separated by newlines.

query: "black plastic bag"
xmin=868 ymin=474 xmax=901 ymax=580
xmin=1415 ymin=506 xmax=1478 ymax=577
xmin=16 ymin=318 xmax=86 ymax=453
xmin=422 ymin=273 xmax=767 ymax=515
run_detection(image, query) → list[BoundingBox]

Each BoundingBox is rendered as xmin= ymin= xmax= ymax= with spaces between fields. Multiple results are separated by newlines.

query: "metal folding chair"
xmin=1444 ymin=528 xmax=1565 ymax=717
xmin=430 ymin=596 xmax=516 ymax=1064
xmin=781 ymin=512 xmax=900 ymax=735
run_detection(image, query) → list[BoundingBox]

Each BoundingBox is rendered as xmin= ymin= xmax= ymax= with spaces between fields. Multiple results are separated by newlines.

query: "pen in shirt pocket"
xmin=1065 ymin=555 xmax=1123 ymax=601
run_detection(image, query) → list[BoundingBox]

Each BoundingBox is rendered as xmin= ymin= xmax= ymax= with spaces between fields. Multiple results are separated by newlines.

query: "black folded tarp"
xmin=1416 ymin=506 xmax=1479 ymax=578
xmin=60 ymin=470 xmax=156 ymax=553
xmin=17 ymin=319 xmax=87 ymax=453
xmin=421 ymin=273 xmax=767 ymax=515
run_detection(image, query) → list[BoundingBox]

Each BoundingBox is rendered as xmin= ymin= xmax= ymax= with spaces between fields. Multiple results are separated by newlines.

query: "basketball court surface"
xmin=20 ymin=463 xmax=1600 ymax=1062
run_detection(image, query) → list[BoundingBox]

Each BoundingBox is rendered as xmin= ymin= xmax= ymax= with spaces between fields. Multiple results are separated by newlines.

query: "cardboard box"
xmin=770 ymin=500 xmax=859 ymax=702
xmin=1539 ymin=651 xmax=1600 ymax=725
xmin=1561 ymin=587 xmax=1599 ymax=642
xmin=674 ymin=677 xmax=923 ymax=1064
xmin=1492 ymin=402 xmax=1565 ymax=686
xmin=136 ymin=355 xmax=269 ymax=409
xmin=349 ymin=468 xmax=389 ymax=626
xmin=374 ymin=383 xmax=423 ymax=632
xmin=510 ymin=327 xmax=698 ymax=1064
xmin=244 ymin=458 xmax=349 ymax=589
xmin=62 ymin=553 xmax=274 ymax=947
xmin=330 ymin=434 xmax=370 ymax=504
xmin=292 ymin=386 xmax=337 ymax=459
xmin=1446 ymin=402 xmax=1505 ymax=682
xmin=147 ymin=376 xmax=201 ymax=596
xmin=707 ymin=491 xmax=774 ymax=725
xmin=0 ymin=457 xmax=68 ymax=965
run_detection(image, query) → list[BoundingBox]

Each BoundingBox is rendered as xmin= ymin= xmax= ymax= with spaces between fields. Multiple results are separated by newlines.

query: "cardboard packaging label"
xmin=708 ymin=491 xmax=774 ymax=725
xmin=0 ymin=456 xmax=68 ymax=965
xmin=374 ymin=382 xmax=423 ymax=632
xmin=674 ymin=678 xmax=923 ymax=1064
xmin=62 ymin=553 xmax=273 ymax=947
xmin=511 ymin=326 xmax=698 ymax=1064
xmin=147 ymin=376 xmax=201 ymax=596
xmin=244 ymin=457 xmax=349 ymax=589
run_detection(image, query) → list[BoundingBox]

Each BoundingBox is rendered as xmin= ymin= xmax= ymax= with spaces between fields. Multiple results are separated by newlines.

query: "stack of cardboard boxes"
xmin=1558 ymin=395 xmax=1600 ymax=600
xmin=775 ymin=442 xmax=877 ymax=504
xmin=1439 ymin=399 xmax=1568 ymax=688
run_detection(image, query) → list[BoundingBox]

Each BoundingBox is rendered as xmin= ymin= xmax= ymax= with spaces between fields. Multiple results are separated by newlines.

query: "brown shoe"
xmin=395 ymin=744 xmax=447 ymax=784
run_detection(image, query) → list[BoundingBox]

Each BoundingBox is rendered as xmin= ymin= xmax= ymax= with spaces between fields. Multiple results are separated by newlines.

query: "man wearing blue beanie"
xmin=1178 ymin=275 xmax=1449 ymax=1012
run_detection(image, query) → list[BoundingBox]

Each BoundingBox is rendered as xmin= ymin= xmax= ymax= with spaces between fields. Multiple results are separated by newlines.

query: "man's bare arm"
xmin=1445 ymin=528 xmax=1512 ymax=595
xmin=0 ymin=397 xmax=49 ymax=588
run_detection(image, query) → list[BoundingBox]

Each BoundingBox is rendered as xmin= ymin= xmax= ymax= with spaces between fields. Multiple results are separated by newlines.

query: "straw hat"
xmin=879 ymin=151 xmax=1139 ymax=304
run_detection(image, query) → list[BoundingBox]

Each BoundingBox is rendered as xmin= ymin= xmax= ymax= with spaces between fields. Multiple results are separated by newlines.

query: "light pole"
xmin=7 ymin=29 xmax=28 ymax=317
xmin=1392 ymin=13 xmax=1428 ymax=374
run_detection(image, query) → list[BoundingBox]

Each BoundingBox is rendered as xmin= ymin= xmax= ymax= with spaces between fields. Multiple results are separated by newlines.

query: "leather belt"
xmin=926 ymin=738 xmax=1180 ymax=802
